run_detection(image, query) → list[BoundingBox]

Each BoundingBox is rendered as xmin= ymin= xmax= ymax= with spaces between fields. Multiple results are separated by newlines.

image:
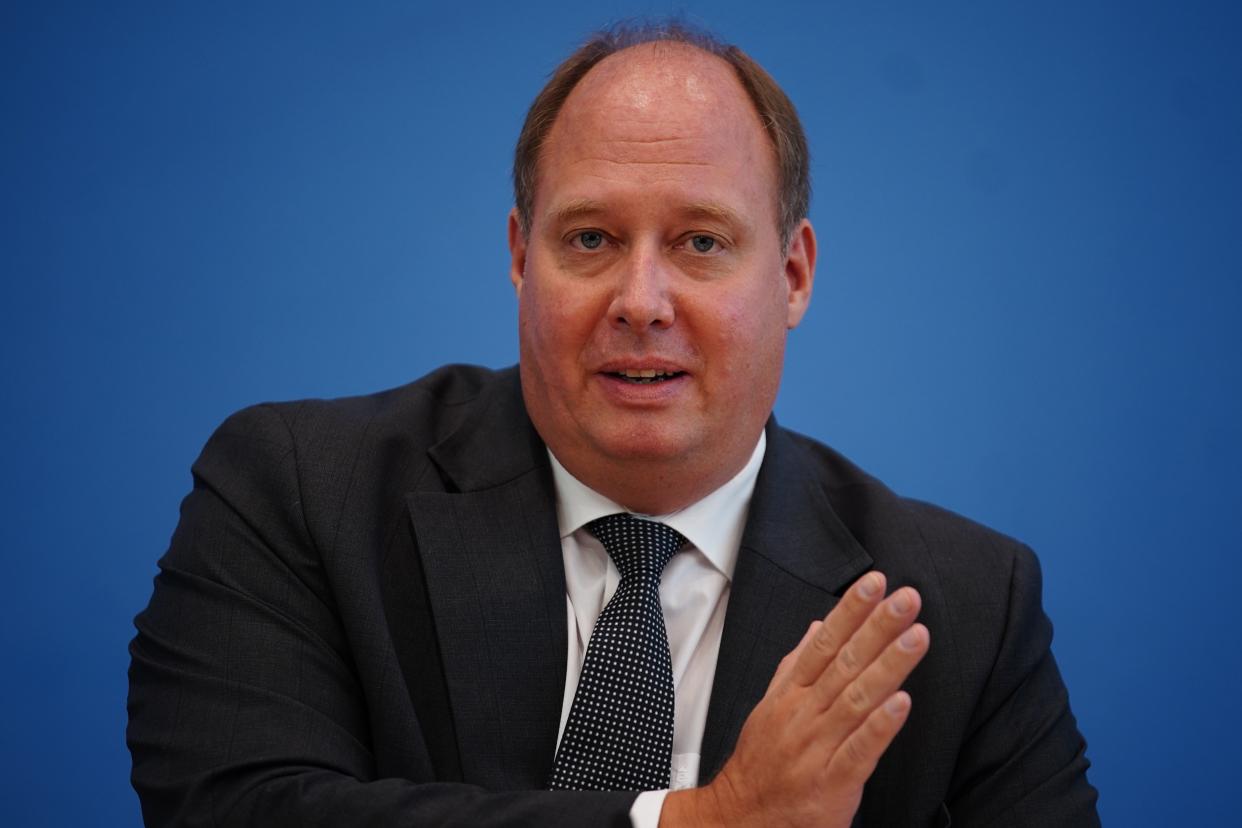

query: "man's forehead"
xmin=522 ymin=40 xmax=784 ymax=239
xmin=535 ymin=43 xmax=774 ymax=191
xmin=563 ymin=42 xmax=750 ymax=122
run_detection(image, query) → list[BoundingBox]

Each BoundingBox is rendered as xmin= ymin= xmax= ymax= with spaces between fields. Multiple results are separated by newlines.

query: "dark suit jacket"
xmin=128 ymin=364 xmax=1098 ymax=827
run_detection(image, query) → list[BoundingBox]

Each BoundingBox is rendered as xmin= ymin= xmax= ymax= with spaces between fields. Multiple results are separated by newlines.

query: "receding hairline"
xmin=512 ymin=20 xmax=811 ymax=248
xmin=560 ymin=37 xmax=736 ymax=88
xmin=529 ymin=43 xmax=779 ymax=222
xmin=546 ymin=41 xmax=772 ymax=136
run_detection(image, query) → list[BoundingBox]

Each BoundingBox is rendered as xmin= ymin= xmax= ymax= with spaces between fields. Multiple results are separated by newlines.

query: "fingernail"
xmin=900 ymin=626 xmax=923 ymax=650
xmin=885 ymin=694 xmax=910 ymax=716
xmin=891 ymin=589 xmax=912 ymax=614
xmin=859 ymin=572 xmax=881 ymax=598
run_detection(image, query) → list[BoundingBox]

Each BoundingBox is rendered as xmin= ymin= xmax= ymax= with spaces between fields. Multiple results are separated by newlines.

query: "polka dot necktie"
xmin=549 ymin=513 xmax=688 ymax=791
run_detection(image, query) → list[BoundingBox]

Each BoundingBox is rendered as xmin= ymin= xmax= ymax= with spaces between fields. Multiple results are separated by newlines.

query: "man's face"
xmin=510 ymin=44 xmax=815 ymax=510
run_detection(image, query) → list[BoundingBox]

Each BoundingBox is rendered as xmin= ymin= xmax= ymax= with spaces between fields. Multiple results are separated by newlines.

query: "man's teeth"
xmin=615 ymin=369 xmax=678 ymax=383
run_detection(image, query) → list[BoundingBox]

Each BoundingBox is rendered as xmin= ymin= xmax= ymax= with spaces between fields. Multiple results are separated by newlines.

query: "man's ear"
xmin=784 ymin=218 xmax=817 ymax=329
xmin=508 ymin=207 xmax=527 ymax=297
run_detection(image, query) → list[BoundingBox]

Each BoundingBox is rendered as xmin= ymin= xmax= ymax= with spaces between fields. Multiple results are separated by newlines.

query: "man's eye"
xmin=690 ymin=235 xmax=716 ymax=253
xmin=576 ymin=231 xmax=604 ymax=250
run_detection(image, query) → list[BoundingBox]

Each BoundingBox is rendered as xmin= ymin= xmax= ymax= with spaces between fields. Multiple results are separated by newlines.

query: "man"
xmin=128 ymin=22 xmax=1099 ymax=827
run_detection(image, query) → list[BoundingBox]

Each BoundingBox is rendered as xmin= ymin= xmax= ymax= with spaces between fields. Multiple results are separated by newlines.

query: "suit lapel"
xmin=700 ymin=422 xmax=874 ymax=781
xmin=406 ymin=371 xmax=568 ymax=789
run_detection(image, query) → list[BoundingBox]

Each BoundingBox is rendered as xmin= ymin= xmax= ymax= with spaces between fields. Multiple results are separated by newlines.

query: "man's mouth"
xmin=608 ymin=369 xmax=685 ymax=384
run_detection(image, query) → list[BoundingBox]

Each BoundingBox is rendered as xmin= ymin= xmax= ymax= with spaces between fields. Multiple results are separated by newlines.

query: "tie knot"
xmin=586 ymin=513 xmax=687 ymax=581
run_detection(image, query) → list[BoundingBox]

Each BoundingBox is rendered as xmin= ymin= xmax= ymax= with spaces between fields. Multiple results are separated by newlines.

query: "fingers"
xmin=821 ymin=621 xmax=929 ymax=748
xmin=715 ymin=575 xmax=927 ymax=828
xmin=789 ymin=571 xmax=886 ymax=688
xmin=826 ymin=690 xmax=913 ymax=787
xmin=810 ymin=586 xmax=923 ymax=712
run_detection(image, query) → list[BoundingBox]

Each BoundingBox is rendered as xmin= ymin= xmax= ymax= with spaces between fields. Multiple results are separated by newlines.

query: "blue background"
xmin=3 ymin=2 xmax=1239 ymax=825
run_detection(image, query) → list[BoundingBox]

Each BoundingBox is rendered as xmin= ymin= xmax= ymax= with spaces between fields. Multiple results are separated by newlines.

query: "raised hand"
xmin=662 ymin=572 xmax=929 ymax=827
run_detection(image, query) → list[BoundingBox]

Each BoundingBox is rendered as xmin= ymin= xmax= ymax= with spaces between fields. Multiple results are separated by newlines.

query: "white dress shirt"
xmin=548 ymin=432 xmax=766 ymax=827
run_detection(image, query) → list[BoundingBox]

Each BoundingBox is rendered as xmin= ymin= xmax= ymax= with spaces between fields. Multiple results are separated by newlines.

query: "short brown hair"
xmin=512 ymin=20 xmax=811 ymax=248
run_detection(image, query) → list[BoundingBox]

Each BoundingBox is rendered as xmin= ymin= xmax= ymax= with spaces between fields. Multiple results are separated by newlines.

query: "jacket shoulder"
xmin=193 ymin=364 xmax=515 ymax=534
xmin=204 ymin=363 xmax=509 ymax=461
xmin=779 ymin=426 xmax=1036 ymax=591
xmin=264 ymin=363 xmax=510 ymax=444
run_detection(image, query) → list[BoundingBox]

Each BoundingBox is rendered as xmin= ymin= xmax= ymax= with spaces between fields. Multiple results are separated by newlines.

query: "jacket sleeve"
xmin=944 ymin=544 xmax=1100 ymax=827
xmin=126 ymin=403 xmax=636 ymax=827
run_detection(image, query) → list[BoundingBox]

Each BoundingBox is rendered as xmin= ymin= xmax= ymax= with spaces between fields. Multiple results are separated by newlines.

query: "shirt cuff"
xmin=630 ymin=789 xmax=671 ymax=828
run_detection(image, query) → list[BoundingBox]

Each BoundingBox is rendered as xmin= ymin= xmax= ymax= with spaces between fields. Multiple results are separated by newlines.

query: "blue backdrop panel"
xmin=3 ymin=2 xmax=1239 ymax=825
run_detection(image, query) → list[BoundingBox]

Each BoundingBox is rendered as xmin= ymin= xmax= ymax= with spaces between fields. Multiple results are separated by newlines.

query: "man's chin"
xmin=589 ymin=429 xmax=701 ymax=467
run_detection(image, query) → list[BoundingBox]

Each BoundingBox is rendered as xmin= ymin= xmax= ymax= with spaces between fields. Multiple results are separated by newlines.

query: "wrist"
xmin=658 ymin=786 xmax=723 ymax=828
xmin=659 ymin=773 xmax=745 ymax=828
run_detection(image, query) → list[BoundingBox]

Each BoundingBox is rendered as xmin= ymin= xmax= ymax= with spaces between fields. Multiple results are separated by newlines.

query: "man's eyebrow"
xmin=548 ymin=199 xmax=608 ymax=226
xmin=547 ymin=199 xmax=748 ymax=229
xmin=679 ymin=202 xmax=747 ymax=229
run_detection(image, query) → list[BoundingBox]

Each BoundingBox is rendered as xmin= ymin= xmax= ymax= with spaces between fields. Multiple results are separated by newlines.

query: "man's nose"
xmin=607 ymin=246 xmax=675 ymax=331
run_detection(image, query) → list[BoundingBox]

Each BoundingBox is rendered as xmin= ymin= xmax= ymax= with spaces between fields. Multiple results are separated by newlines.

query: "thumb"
xmin=767 ymin=620 xmax=822 ymax=694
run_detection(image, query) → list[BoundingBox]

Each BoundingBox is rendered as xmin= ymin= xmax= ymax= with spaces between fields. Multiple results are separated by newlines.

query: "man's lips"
xmin=604 ymin=368 xmax=686 ymax=384
xmin=594 ymin=360 xmax=689 ymax=385
xmin=593 ymin=366 xmax=689 ymax=405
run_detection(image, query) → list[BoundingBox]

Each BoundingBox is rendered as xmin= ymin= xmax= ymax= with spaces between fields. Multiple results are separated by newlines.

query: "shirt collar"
xmin=547 ymin=430 xmax=766 ymax=581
